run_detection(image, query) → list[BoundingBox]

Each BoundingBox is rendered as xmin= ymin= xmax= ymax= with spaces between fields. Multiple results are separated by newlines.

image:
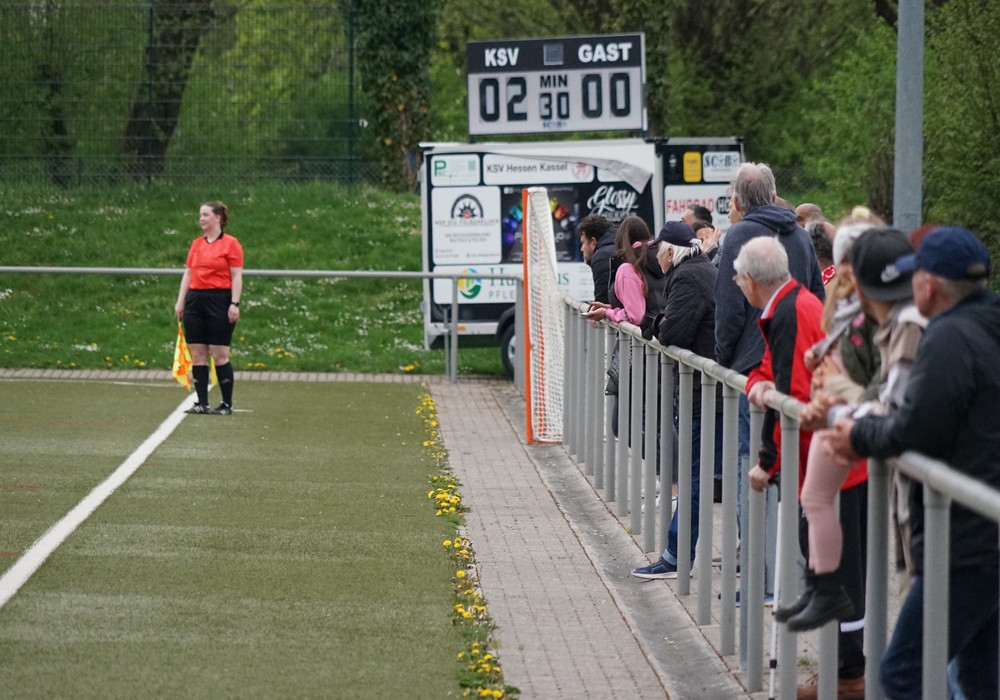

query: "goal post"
xmin=522 ymin=187 xmax=564 ymax=444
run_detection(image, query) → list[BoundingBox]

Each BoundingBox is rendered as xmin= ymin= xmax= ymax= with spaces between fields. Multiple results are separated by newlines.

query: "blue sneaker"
xmin=631 ymin=557 xmax=679 ymax=580
xmin=724 ymin=589 xmax=775 ymax=607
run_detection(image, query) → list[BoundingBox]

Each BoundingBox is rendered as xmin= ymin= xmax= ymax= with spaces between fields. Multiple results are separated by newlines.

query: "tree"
xmin=357 ymin=0 xmax=443 ymax=191
xmin=122 ymin=0 xmax=215 ymax=181
xmin=924 ymin=0 xmax=1000 ymax=243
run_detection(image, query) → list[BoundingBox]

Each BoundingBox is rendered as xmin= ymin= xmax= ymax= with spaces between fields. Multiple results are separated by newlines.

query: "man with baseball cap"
xmin=829 ymin=226 xmax=1000 ymax=699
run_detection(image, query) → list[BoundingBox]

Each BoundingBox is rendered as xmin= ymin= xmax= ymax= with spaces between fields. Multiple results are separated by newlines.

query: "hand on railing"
xmin=747 ymin=380 xmax=775 ymax=408
xmin=583 ymin=302 xmax=609 ymax=328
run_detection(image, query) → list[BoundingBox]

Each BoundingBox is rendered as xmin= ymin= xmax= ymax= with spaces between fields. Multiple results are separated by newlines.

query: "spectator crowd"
xmin=579 ymin=162 xmax=1000 ymax=700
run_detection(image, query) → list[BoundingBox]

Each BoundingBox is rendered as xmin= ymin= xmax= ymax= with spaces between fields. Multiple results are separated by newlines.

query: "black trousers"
xmin=798 ymin=479 xmax=868 ymax=679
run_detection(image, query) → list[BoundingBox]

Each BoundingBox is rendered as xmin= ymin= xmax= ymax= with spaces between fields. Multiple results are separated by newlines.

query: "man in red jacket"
xmin=733 ymin=236 xmax=825 ymax=491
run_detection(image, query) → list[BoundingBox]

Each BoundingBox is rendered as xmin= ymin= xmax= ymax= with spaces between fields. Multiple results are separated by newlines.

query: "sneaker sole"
xmin=631 ymin=571 xmax=678 ymax=580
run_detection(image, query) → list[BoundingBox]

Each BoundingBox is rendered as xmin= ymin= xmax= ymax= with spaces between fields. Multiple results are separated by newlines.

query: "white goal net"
xmin=522 ymin=187 xmax=564 ymax=444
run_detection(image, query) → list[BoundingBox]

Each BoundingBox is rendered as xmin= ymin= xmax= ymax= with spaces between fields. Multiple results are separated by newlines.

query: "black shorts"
xmin=184 ymin=289 xmax=236 ymax=346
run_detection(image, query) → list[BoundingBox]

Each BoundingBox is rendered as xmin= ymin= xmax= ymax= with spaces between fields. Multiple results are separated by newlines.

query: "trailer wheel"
xmin=500 ymin=324 xmax=516 ymax=379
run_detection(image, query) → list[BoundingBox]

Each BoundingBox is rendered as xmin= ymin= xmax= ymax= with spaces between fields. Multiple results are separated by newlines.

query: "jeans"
xmin=736 ymin=392 xmax=751 ymax=532
xmin=880 ymin=570 xmax=999 ymax=700
xmin=664 ymin=412 xmax=724 ymax=565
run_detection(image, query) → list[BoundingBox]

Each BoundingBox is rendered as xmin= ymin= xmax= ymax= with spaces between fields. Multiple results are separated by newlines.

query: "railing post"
xmin=629 ymin=334 xmax=644 ymax=535
xmin=742 ymin=403 xmax=766 ymax=668
xmin=604 ymin=326 xmax=617 ymax=500
xmin=659 ymin=354 xmax=675 ymax=559
xmin=721 ymin=382 xmax=741 ymax=665
xmin=697 ymin=368 xmax=718 ymax=625
xmin=778 ymin=411 xmax=802 ymax=700
xmin=677 ymin=361 xmax=694 ymax=595
xmin=922 ymin=484 xmax=950 ymax=699
xmin=642 ymin=341 xmax=659 ymax=553
xmin=744 ymin=465 xmax=766 ymax=689
xmin=450 ymin=277 xmax=459 ymax=384
xmin=865 ymin=457 xmax=890 ymax=700
xmin=616 ymin=332 xmax=630 ymax=517
xmin=587 ymin=321 xmax=604 ymax=480
xmin=816 ymin=492 xmax=841 ymax=700
xmin=563 ymin=306 xmax=576 ymax=456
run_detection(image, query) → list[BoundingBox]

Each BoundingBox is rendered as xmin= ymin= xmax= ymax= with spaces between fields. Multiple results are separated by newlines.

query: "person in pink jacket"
xmin=585 ymin=215 xmax=654 ymax=325
xmin=587 ymin=215 xmax=663 ymax=439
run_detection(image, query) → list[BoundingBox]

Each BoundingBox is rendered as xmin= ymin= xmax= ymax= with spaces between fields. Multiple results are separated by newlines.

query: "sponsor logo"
xmin=586 ymin=185 xmax=638 ymax=220
xmin=451 ymin=194 xmax=484 ymax=219
xmin=458 ymin=269 xmax=482 ymax=299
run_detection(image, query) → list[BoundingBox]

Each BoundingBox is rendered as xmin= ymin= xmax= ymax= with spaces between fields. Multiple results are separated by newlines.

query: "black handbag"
xmin=605 ymin=342 xmax=620 ymax=396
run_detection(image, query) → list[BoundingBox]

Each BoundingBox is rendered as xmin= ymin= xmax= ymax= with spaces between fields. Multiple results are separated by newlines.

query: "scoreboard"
xmin=466 ymin=34 xmax=646 ymax=136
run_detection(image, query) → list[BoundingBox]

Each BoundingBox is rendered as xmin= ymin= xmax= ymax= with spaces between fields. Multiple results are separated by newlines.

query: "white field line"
xmin=0 ymin=394 xmax=194 ymax=610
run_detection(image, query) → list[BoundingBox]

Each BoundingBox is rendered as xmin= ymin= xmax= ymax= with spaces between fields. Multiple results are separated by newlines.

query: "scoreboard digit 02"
xmin=466 ymin=34 xmax=646 ymax=136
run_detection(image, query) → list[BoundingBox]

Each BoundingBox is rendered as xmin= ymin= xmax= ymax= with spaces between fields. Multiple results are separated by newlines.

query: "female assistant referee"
xmin=174 ymin=200 xmax=244 ymax=415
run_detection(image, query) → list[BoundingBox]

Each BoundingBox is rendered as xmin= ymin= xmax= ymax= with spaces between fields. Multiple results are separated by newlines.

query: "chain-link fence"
xmin=0 ymin=1 xmax=378 ymax=187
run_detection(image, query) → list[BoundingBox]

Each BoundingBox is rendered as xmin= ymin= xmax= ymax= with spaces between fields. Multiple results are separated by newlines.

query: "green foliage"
xmin=0 ymin=2 xmax=369 ymax=185
xmin=664 ymin=0 xmax=875 ymax=157
xmin=794 ymin=22 xmax=898 ymax=218
xmin=0 ymin=182 xmax=504 ymax=376
xmin=356 ymin=0 xmax=443 ymax=192
xmin=925 ymin=0 xmax=1000 ymax=245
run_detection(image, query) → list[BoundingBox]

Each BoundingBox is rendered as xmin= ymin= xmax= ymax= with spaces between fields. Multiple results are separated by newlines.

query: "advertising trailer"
xmin=419 ymin=136 xmax=744 ymax=377
xmin=420 ymin=138 xmax=660 ymax=375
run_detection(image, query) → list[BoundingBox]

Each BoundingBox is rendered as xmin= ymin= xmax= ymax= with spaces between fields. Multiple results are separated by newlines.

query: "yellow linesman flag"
xmin=172 ymin=322 xmax=193 ymax=389
xmin=209 ymin=353 xmax=218 ymax=387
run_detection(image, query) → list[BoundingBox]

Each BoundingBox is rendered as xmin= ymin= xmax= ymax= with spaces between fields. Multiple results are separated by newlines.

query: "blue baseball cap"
xmin=894 ymin=226 xmax=991 ymax=281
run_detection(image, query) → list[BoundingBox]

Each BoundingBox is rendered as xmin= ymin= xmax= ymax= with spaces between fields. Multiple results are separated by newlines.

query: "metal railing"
xmin=558 ymin=293 xmax=1000 ymax=700
xmin=0 ymin=266 xmax=522 ymax=384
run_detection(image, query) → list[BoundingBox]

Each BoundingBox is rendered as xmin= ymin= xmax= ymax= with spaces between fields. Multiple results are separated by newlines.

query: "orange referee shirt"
xmin=186 ymin=233 xmax=244 ymax=290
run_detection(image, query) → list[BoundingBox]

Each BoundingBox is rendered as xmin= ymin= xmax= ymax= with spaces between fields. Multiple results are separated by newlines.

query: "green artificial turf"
xmin=0 ymin=378 xmax=461 ymax=699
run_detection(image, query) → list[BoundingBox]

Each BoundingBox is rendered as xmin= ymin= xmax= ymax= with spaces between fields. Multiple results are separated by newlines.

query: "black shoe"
xmin=208 ymin=402 xmax=233 ymax=415
xmin=184 ymin=403 xmax=211 ymax=414
xmin=775 ymin=571 xmax=817 ymax=623
xmin=786 ymin=574 xmax=855 ymax=632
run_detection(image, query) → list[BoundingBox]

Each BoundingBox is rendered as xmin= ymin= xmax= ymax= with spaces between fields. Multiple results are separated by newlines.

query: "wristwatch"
xmin=231 ymin=301 xmax=240 ymax=307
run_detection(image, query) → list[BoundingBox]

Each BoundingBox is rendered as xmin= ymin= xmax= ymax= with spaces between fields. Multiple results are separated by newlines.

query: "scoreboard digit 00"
xmin=466 ymin=34 xmax=646 ymax=136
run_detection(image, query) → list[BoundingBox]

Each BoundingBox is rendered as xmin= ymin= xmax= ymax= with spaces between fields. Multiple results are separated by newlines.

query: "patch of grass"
xmin=418 ymin=393 xmax=518 ymax=698
xmin=0 ymin=182 xmax=504 ymax=376
xmin=0 ymin=379 xmax=473 ymax=698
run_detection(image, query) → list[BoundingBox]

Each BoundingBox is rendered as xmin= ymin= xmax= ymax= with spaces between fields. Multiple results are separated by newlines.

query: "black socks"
xmin=216 ymin=361 xmax=235 ymax=406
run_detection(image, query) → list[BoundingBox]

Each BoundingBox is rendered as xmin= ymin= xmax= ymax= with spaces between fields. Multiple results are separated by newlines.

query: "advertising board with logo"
xmin=658 ymin=138 xmax=744 ymax=231
xmin=424 ymin=146 xmax=656 ymax=311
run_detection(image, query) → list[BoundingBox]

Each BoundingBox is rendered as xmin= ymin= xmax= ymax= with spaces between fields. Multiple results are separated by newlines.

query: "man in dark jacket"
xmin=829 ymin=227 xmax=1000 ymax=700
xmin=715 ymin=163 xmax=825 ymax=374
xmin=714 ymin=162 xmax=826 ymax=533
xmin=633 ymin=222 xmax=722 ymax=579
xmin=578 ymin=214 xmax=617 ymax=304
